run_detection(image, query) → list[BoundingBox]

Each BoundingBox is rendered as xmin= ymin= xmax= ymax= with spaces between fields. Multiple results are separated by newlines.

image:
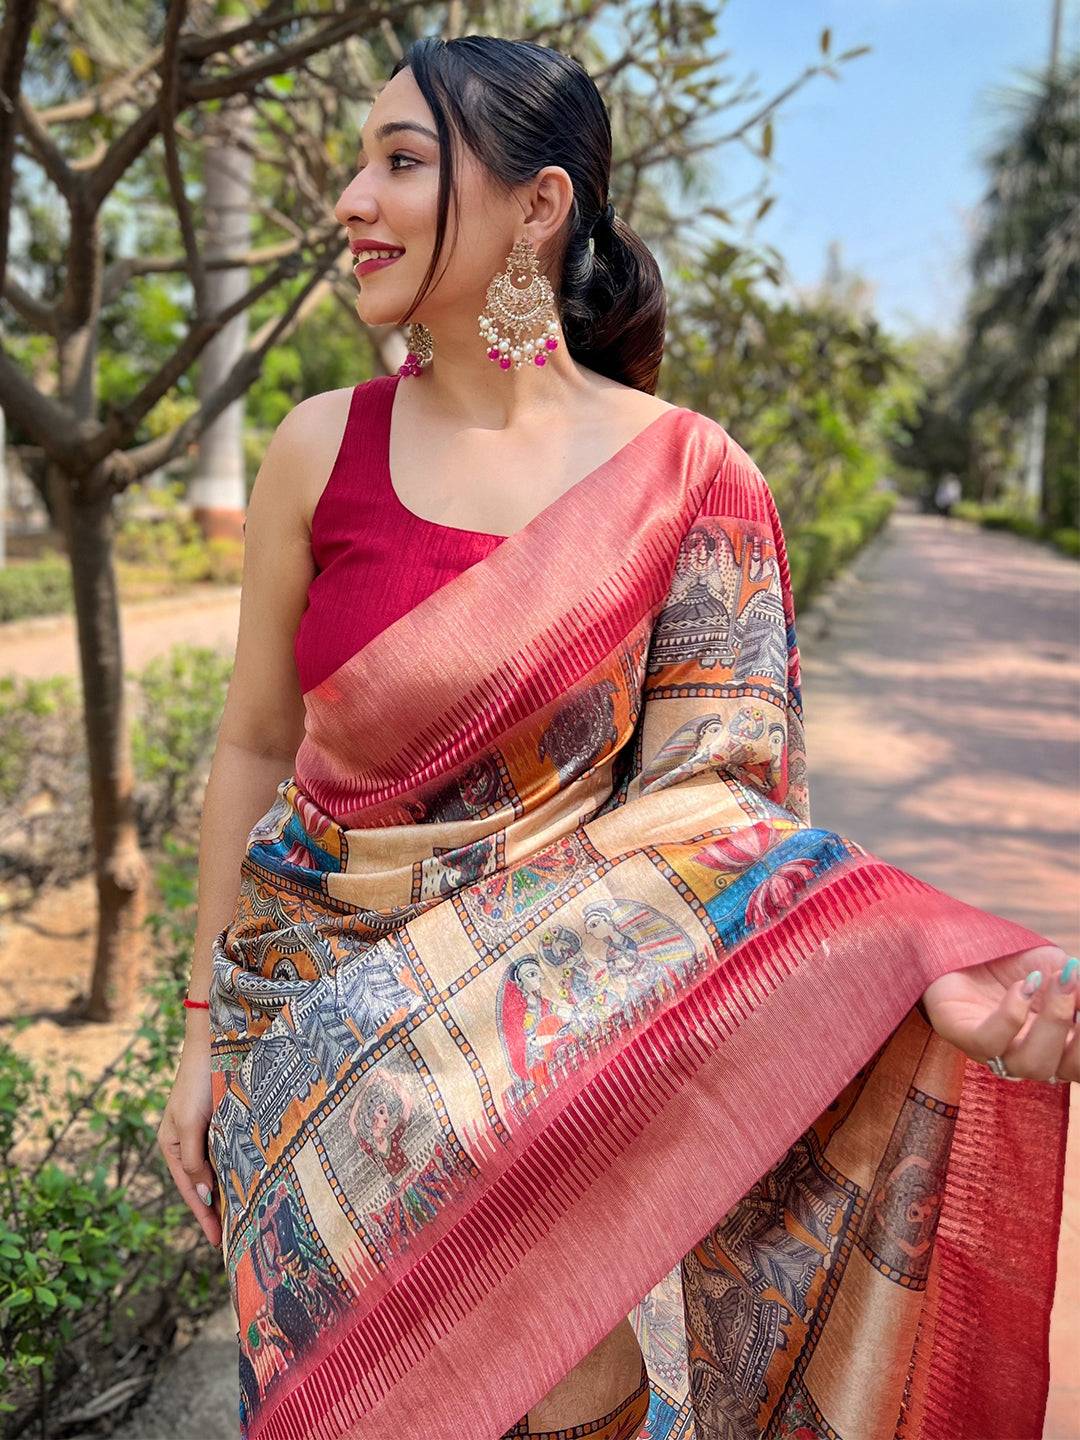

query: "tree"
xmin=961 ymin=55 xmax=1080 ymax=525
xmin=0 ymin=0 xmax=869 ymax=1018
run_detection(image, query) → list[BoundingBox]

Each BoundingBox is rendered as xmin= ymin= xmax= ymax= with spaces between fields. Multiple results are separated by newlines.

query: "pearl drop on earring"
xmin=480 ymin=237 xmax=561 ymax=374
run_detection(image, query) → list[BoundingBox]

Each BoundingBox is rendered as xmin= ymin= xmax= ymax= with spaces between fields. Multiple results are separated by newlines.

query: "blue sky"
xmin=702 ymin=0 xmax=1075 ymax=336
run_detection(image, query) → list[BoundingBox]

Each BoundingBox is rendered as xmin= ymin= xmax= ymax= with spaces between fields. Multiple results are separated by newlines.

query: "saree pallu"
xmin=207 ymin=407 xmax=1069 ymax=1440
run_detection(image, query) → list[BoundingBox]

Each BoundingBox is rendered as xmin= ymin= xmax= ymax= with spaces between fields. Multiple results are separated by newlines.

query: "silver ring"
xmin=985 ymin=1054 xmax=1024 ymax=1081
xmin=986 ymin=1054 xmax=1062 ymax=1084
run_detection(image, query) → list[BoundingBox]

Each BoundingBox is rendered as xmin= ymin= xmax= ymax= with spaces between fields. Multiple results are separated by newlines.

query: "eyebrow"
xmin=356 ymin=121 xmax=438 ymax=158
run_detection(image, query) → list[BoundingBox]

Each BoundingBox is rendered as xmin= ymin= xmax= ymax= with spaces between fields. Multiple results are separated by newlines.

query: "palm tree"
xmin=961 ymin=56 xmax=1080 ymax=523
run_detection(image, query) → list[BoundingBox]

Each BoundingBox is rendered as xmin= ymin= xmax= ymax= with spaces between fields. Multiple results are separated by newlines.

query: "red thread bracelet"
xmin=183 ymin=997 xmax=210 ymax=1009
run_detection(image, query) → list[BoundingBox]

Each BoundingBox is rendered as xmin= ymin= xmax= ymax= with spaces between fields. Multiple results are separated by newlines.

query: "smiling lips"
xmin=353 ymin=246 xmax=405 ymax=277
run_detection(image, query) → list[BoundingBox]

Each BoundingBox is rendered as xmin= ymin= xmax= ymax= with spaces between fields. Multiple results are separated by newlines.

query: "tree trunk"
xmin=54 ymin=218 xmax=150 ymax=1021
xmin=191 ymin=100 xmax=254 ymax=543
xmin=55 ymin=475 xmax=149 ymax=1020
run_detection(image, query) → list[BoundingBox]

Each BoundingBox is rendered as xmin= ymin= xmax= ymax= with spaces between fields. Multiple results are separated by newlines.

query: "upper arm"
xmin=217 ymin=388 xmax=353 ymax=760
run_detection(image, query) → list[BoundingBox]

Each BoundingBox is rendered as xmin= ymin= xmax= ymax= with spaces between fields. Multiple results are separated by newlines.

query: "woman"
xmin=157 ymin=34 xmax=1075 ymax=1440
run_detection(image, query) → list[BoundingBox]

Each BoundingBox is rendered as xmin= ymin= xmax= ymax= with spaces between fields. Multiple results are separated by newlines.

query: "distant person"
xmin=935 ymin=473 xmax=963 ymax=515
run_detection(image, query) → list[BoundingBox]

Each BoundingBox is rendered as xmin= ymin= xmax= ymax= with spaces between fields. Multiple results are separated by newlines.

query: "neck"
xmin=410 ymin=312 xmax=594 ymax=430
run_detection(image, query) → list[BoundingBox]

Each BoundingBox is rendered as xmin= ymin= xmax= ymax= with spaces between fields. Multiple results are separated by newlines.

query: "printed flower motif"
xmin=694 ymin=820 xmax=778 ymax=875
xmin=282 ymin=840 xmax=320 ymax=870
xmin=746 ymin=856 xmax=818 ymax=927
xmin=295 ymin=790 xmax=333 ymax=840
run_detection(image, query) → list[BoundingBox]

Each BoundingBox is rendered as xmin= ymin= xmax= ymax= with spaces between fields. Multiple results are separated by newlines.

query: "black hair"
xmin=388 ymin=35 xmax=666 ymax=395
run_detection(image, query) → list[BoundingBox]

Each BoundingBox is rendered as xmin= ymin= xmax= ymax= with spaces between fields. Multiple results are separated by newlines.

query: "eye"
xmin=354 ymin=153 xmax=417 ymax=175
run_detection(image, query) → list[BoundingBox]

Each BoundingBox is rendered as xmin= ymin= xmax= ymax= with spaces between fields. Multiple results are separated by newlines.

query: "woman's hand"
xmin=920 ymin=944 xmax=1079 ymax=1084
xmin=156 ymin=1012 xmax=223 ymax=1248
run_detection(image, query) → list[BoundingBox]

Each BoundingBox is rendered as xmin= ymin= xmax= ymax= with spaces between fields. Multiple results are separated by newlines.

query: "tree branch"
xmin=90 ymin=232 xmax=337 ymax=465
xmin=2 ymin=271 xmax=58 ymax=331
xmin=101 ymin=229 xmax=326 ymax=307
xmin=0 ymin=341 xmax=80 ymax=455
xmin=159 ymin=0 xmax=205 ymax=316
xmin=0 ymin=0 xmax=38 ymax=292
xmin=102 ymin=239 xmax=339 ymax=489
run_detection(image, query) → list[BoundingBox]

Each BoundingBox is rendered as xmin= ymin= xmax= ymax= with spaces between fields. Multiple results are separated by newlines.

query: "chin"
xmin=353 ymin=295 xmax=406 ymax=326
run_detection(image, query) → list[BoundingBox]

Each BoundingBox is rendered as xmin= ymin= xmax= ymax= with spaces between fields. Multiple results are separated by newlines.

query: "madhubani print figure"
xmin=539 ymin=678 xmax=622 ymax=786
xmin=496 ymin=899 xmax=699 ymax=1117
xmin=405 ymin=751 xmax=506 ymax=824
xmin=645 ymin=510 xmax=810 ymax=820
xmin=237 ymin=1183 xmax=349 ymax=1432
xmin=680 ymin=1135 xmax=855 ymax=1437
xmin=344 ymin=1064 xmax=467 ymax=1262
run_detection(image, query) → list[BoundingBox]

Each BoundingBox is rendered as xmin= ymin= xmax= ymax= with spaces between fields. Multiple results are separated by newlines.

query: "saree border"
xmin=247 ymin=853 xmax=1068 ymax=1440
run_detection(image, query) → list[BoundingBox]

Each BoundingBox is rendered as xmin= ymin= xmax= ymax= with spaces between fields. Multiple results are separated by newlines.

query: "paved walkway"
xmin=9 ymin=511 xmax=1074 ymax=1438
xmin=0 ymin=581 xmax=241 ymax=681
xmin=801 ymin=508 xmax=1079 ymax=1440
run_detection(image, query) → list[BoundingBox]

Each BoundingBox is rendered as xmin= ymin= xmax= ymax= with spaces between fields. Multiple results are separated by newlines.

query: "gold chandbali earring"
xmin=398 ymin=321 xmax=433 ymax=378
xmin=479 ymin=235 xmax=560 ymax=372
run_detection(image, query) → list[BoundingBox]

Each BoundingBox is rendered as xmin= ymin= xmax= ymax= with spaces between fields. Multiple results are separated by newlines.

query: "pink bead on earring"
xmin=479 ymin=236 xmax=560 ymax=372
xmin=398 ymin=322 xmax=433 ymax=377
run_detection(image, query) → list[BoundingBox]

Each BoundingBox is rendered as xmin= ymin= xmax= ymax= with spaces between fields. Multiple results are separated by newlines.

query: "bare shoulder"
xmin=584 ymin=372 xmax=682 ymax=424
xmin=272 ymin=386 xmax=357 ymax=531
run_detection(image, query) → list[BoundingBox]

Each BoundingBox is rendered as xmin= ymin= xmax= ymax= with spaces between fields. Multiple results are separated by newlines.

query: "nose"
xmin=333 ymin=170 xmax=376 ymax=229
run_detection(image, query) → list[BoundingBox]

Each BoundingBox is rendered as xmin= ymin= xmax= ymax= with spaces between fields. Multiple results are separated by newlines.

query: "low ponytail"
xmin=559 ymin=203 xmax=667 ymax=396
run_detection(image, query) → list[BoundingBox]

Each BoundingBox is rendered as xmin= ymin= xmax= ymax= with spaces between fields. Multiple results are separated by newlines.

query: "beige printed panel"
xmin=402 ymin=895 xmax=492 ymax=993
xmin=406 ymin=1007 xmax=496 ymax=1155
xmin=636 ymin=690 xmax=785 ymax=793
xmin=824 ymin=1012 xmax=928 ymax=1191
xmin=438 ymin=854 xmax=716 ymax=1132
xmin=801 ymin=1244 xmax=924 ymax=1440
xmin=439 ymin=948 xmax=524 ymax=1130
xmin=293 ymin=1132 xmax=369 ymax=1290
xmin=585 ymin=766 xmax=752 ymax=862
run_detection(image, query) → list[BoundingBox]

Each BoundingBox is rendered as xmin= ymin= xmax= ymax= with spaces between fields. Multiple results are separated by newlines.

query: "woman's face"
xmin=333 ymin=66 xmax=571 ymax=332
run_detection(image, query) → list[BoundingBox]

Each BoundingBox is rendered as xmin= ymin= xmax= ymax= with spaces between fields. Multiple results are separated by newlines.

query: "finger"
xmin=1001 ymin=963 xmax=1078 ymax=1081
xmin=962 ymin=968 xmax=1044 ymax=1062
xmin=158 ymin=1130 xmax=223 ymax=1247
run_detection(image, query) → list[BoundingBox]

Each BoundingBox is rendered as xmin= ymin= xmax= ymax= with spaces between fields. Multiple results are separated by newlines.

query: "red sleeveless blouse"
xmin=293 ymin=375 xmax=507 ymax=694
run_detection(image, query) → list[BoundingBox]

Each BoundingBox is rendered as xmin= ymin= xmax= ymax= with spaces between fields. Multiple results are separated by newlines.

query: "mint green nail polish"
xmin=1058 ymin=956 xmax=1079 ymax=987
xmin=1022 ymin=970 xmax=1043 ymax=997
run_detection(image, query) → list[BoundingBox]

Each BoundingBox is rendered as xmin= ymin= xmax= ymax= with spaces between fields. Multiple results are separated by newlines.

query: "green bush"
xmin=947 ymin=502 xmax=1080 ymax=560
xmin=0 ymin=841 xmax=229 ymax=1436
xmin=950 ymin=499 xmax=984 ymax=522
xmin=0 ymin=558 xmax=74 ymax=623
xmin=114 ymin=479 xmax=207 ymax=568
xmin=131 ymin=644 xmax=235 ymax=845
xmin=0 ymin=484 xmax=244 ymax=629
xmin=787 ymin=488 xmax=896 ymax=610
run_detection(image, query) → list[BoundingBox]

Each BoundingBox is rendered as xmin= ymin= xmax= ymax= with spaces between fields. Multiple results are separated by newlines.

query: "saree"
xmin=207 ymin=405 xmax=1069 ymax=1440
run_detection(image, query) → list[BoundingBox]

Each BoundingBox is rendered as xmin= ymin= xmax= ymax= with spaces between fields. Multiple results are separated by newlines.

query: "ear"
xmin=523 ymin=165 xmax=576 ymax=245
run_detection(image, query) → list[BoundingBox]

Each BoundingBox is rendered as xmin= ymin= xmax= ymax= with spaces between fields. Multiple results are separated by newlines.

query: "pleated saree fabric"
xmin=208 ymin=391 xmax=1069 ymax=1440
